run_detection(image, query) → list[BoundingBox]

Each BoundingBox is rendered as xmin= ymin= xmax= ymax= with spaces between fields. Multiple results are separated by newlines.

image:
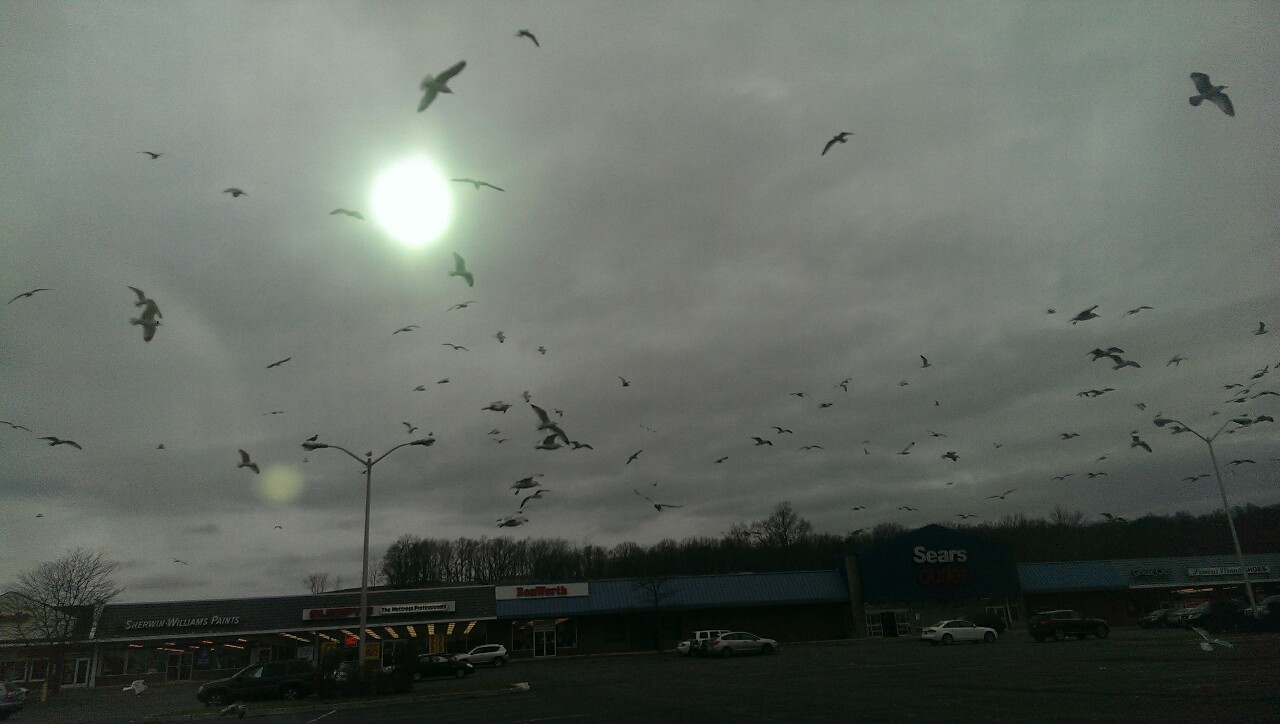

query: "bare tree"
xmin=1050 ymin=507 xmax=1086 ymax=527
xmin=751 ymin=502 xmax=813 ymax=547
xmin=2 ymin=548 xmax=123 ymax=642
xmin=305 ymin=572 xmax=338 ymax=593
xmin=632 ymin=575 xmax=682 ymax=651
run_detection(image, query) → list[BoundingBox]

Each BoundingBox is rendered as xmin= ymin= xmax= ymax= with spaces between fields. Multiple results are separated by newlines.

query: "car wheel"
xmin=1095 ymin=625 xmax=1109 ymax=639
xmin=720 ymin=647 xmax=734 ymax=658
xmin=1052 ymin=628 xmax=1066 ymax=642
xmin=454 ymin=669 xmax=467 ymax=678
xmin=761 ymin=644 xmax=775 ymax=655
xmin=493 ymin=657 xmax=505 ymax=668
xmin=941 ymin=633 xmax=953 ymax=645
xmin=984 ymin=632 xmax=996 ymax=643
xmin=207 ymin=691 xmax=227 ymax=707
xmin=413 ymin=672 xmax=423 ymax=682
xmin=281 ymin=684 xmax=300 ymax=700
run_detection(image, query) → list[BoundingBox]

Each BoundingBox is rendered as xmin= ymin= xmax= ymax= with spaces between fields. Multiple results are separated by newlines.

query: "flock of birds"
xmin=2 ymin=9 xmax=1274 ymax=620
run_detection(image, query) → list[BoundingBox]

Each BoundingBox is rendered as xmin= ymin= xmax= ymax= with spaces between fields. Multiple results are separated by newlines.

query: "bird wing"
xmin=128 ymin=286 xmax=148 ymax=302
xmin=530 ymin=404 xmax=551 ymax=424
xmin=633 ymin=488 xmax=653 ymax=502
xmin=482 ymin=182 xmax=505 ymax=191
xmin=436 ymin=60 xmax=466 ymax=84
xmin=1209 ymin=93 xmax=1235 ymax=117
xmin=1189 ymin=72 xmax=1213 ymax=94
xmin=452 ymin=252 xmax=468 ymax=272
xmin=239 ymin=449 xmax=251 ymax=464
xmin=417 ymin=88 xmax=438 ymax=112
xmin=821 ymin=138 xmax=837 ymax=155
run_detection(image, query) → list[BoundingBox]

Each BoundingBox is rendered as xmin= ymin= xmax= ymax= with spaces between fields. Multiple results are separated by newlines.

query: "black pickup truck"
xmin=1028 ymin=610 xmax=1110 ymax=641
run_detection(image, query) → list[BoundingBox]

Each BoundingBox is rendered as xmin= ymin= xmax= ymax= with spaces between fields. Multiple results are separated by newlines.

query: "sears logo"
xmin=913 ymin=546 xmax=967 ymax=563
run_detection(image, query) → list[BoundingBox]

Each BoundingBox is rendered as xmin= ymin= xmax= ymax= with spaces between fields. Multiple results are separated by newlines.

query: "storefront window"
xmin=100 ymin=649 xmax=129 ymax=676
xmin=555 ymin=619 xmax=576 ymax=649
xmin=27 ymin=658 xmax=49 ymax=681
xmin=510 ymin=621 xmax=533 ymax=651
xmin=125 ymin=650 xmax=154 ymax=675
xmin=0 ymin=658 xmax=25 ymax=681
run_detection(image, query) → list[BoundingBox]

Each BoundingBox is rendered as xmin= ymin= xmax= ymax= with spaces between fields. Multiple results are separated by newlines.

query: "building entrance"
xmin=533 ymin=629 xmax=556 ymax=657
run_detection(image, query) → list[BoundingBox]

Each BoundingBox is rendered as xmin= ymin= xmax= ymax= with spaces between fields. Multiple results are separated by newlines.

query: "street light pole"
xmin=1152 ymin=417 xmax=1259 ymax=616
xmin=303 ymin=437 xmax=435 ymax=678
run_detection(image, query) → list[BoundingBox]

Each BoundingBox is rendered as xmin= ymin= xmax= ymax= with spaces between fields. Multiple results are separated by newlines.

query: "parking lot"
xmin=18 ymin=629 xmax=1280 ymax=723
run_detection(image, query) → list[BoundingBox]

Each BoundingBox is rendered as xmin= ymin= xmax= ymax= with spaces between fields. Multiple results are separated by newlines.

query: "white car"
xmin=676 ymin=640 xmax=692 ymax=656
xmin=456 ymin=643 xmax=508 ymax=667
xmin=920 ymin=620 xmax=998 ymax=645
xmin=707 ymin=631 xmax=779 ymax=657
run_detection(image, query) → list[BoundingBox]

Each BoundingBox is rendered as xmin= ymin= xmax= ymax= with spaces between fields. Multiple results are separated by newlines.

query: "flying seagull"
xmin=626 ymin=449 xmax=643 ymax=465
xmin=511 ymin=474 xmax=543 ymax=493
xmin=537 ymin=346 xmax=547 ymax=355
xmin=124 ymin=680 xmax=147 ymax=695
xmin=898 ymin=506 xmax=918 ymax=512
xmin=570 ymin=440 xmax=593 ymax=450
xmin=8 ymin=288 xmax=49 ymax=304
xmin=1060 ymin=433 xmax=1080 ymax=440
xmin=1123 ymin=306 xmax=1154 ymax=316
xmin=1256 ymin=322 xmax=1268 ymax=335
xmin=1188 ymin=72 xmax=1234 ymax=117
xmin=442 ymin=343 xmax=468 ymax=351
xmin=418 ymin=60 xmax=466 ymax=112
xmin=266 ymin=357 xmax=292 ymax=369
xmin=821 ymin=132 xmax=853 ymax=155
xmin=172 ymin=558 xmax=188 ymax=565
xmin=448 ymin=301 xmax=477 ymax=311
xmin=1070 ymin=306 xmax=1100 ymax=324
xmin=714 ymin=456 xmax=728 ymax=463
xmin=1 ymin=420 xmax=32 ymax=431
xmin=535 ymin=434 xmax=563 ymax=450
xmin=618 ymin=376 xmax=631 ymax=387
xmin=1130 ymin=434 xmax=1152 ymax=453
xmin=751 ymin=437 xmax=773 ymax=446
xmin=898 ymin=442 xmax=915 ymax=455
xmin=850 ymin=506 xmax=866 ymax=511
xmin=128 ymin=286 xmax=162 ymax=319
xmin=519 ymin=489 xmax=547 ymax=509
xmin=920 ymin=355 xmax=931 ymax=368
xmin=483 ymin=402 xmax=512 ymax=413
xmin=986 ymin=489 xmax=1016 ymax=500
xmin=1167 ymin=355 xmax=1186 ymax=366
xmin=138 ymin=151 xmax=165 ymax=159
xmin=130 ymin=313 xmax=161 ymax=342
xmin=771 ymin=426 xmax=793 ymax=434
xmin=451 ymin=178 xmax=504 ymax=192
xmin=237 ymin=449 xmax=260 ymax=474
xmin=449 ymin=252 xmax=474 ymax=287
xmin=402 ymin=422 xmax=418 ymax=434
xmin=1088 ymin=347 xmax=1125 ymax=361
xmin=1100 ymin=512 xmax=1128 ymax=523
xmin=393 ymin=325 xmax=418 ymax=335
xmin=495 ymin=331 xmax=506 ymax=343
xmin=941 ymin=451 xmax=959 ymax=461
xmin=516 ymin=29 xmax=540 ymax=47
xmin=1191 ymin=626 xmax=1234 ymax=652
xmin=223 ymin=188 xmax=247 ymax=197
xmin=330 ymin=208 xmax=364 ymax=219
xmin=1086 ymin=472 xmax=1108 ymax=478
xmin=38 ymin=436 xmax=82 ymax=449
xmin=799 ymin=445 xmax=824 ymax=451
xmin=634 ymin=489 xmax=682 ymax=511
xmin=220 ymin=703 xmax=248 ymax=718
xmin=497 ymin=514 xmax=529 ymax=528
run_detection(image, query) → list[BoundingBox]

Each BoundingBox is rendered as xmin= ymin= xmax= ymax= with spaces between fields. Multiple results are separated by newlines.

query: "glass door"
xmin=533 ymin=629 xmax=557 ymax=657
xmin=165 ymin=652 xmax=194 ymax=681
xmin=60 ymin=656 xmax=91 ymax=687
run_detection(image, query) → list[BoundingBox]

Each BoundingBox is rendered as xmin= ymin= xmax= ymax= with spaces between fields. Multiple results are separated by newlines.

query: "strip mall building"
xmin=4 ymin=525 xmax=1276 ymax=692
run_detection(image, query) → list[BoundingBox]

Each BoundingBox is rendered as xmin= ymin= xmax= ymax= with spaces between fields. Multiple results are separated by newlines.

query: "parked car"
xmin=196 ymin=659 xmax=316 ymax=707
xmin=1177 ymin=601 xmax=1247 ymax=634
xmin=920 ymin=620 xmax=998 ymax=645
xmin=707 ymin=632 xmax=778 ymax=657
xmin=456 ymin=644 xmax=508 ymax=667
xmin=0 ymin=681 xmax=27 ymax=721
xmin=689 ymin=629 xmax=732 ymax=656
xmin=1028 ymin=610 xmax=1109 ymax=642
xmin=1138 ymin=608 xmax=1173 ymax=629
xmin=414 ymin=653 xmax=474 ymax=680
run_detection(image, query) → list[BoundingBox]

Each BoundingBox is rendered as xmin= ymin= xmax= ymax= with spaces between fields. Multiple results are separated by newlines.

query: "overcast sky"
xmin=2 ymin=2 xmax=1277 ymax=603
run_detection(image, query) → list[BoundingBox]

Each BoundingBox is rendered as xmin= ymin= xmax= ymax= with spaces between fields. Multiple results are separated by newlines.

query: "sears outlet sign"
xmin=855 ymin=524 xmax=1020 ymax=602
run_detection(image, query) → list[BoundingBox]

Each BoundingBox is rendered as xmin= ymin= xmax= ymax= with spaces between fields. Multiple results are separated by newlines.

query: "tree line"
xmin=369 ymin=501 xmax=1280 ymax=589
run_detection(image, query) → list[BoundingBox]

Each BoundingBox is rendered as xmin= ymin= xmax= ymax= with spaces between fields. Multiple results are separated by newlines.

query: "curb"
xmin=142 ymin=682 xmax=529 ymax=721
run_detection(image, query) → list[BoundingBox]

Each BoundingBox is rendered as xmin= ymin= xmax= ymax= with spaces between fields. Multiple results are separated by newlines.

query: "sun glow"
xmin=370 ymin=158 xmax=452 ymax=247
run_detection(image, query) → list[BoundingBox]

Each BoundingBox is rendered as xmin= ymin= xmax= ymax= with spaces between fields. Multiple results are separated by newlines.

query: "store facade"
xmin=88 ymin=585 xmax=495 ymax=690
xmin=847 ymin=525 xmax=1023 ymax=637
xmin=493 ymin=571 xmax=852 ymax=657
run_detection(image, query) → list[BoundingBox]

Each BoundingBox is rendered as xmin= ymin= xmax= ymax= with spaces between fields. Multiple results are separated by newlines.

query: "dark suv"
xmin=196 ymin=659 xmax=316 ymax=707
xmin=1177 ymin=601 xmax=1247 ymax=634
xmin=1028 ymin=610 xmax=1109 ymax=642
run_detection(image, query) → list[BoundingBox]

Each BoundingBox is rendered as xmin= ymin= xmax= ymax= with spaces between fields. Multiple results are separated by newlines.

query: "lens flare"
xmin=370 ymin=158 xmax=452 ymax=247
xmin=258 ymin=465 xmax=304 ymax=503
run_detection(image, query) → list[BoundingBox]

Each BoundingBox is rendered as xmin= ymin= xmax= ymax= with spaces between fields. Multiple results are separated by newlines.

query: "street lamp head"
xmin=302 ymin=441 xmax=330 ymax=451
xmin=411 ymin=438 xmax=436 ymax=447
